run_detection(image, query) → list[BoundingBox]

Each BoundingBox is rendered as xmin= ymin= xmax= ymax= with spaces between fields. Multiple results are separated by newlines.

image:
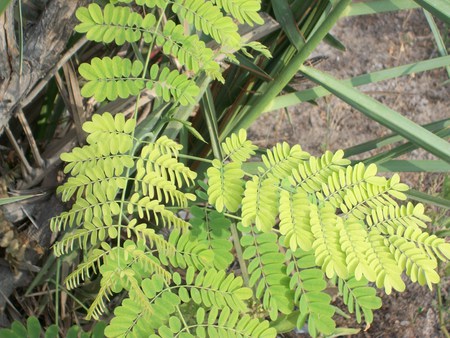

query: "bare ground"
xmin=250 ymin=10 xmax=449 ymax=338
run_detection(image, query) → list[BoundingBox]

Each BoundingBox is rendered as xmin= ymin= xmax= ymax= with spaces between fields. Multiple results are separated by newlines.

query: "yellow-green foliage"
xmin=75 ymin=0 xmax=269 ymax=103
xmin=206 ymin=129 xmax=450 ymax=337
xmin=51 ymin=113 xmax=449 ymax=338
xmin=48 ymin=1 xmax=449 ymax=335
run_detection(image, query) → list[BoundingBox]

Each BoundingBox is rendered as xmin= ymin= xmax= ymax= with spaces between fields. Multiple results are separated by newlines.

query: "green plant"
xmin=50 ymin=113 xmax=450 ymax=337
xmin=4 ymin=0 xmax=448 ymax=336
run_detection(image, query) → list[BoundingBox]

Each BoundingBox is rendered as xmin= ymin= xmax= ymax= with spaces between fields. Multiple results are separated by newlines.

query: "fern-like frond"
xmin=279 ymin=189 xmax=314 ymax=251
xmin=241 ymin=176 xmax=280 ymax=232
xmin=175 ymin=267 xmax=252 ymax=311
xmin=135 ymin=137 xmax=196 ymax=207
xmin=260 ymin=142 xmax=309 ymax=180
xmin=138 ymin=144 xmax=197 ymax=188
xmin=105 ymin=267 xmax=254 ymax=337
xmin=78 ymin=56 xmax=145 ymax=102
xmin=76 ymin=4 xmax=223 ymax=80
xmin=111 ymin=0 xmax=244 ymax=52
xmin=316 ymin=163 xmax=386 ymax=208
xmin=134 ymin=169 xmax=194 ymax=207
xmin=87 ymin=241 xmax=170 ymax=319
xmin=341 ymin=174 xmax=409 ymax=219
xmin=53 ymin=220 xmax=119 ymax=256
xmin=366 ymin=202 xmax=430 ymax=233
xmin=189 ymin=206 xmax=234 ymax=270
xmin=172 ymin=0 xmax=242 ymax=50
xmin=336 ymin=275 xmax=382 ymax=324
xmin=310 ymin=203 xmax=348 ymax=279
xmin=65 ymin=246 xmax=110 ymax=290
xmin=387 ymin=233 xmax=440 ymax=288
xmin=367 ymin=229 xmax=405 ymax=294
xmin=339 ymin=218 xmax=376 ymax=282
xmin=145 ymin=135 xmax=183 ymax=158
xmin=211 ymin=0 xmax=264 ymax=26
xmin=79 ymin=57 xmax=199 ymax=104
xmin=83 ymin=112 xmax=136 ymax=145
xmin=59 ymin=144 xmax=134 ymax=177
xmin=127 ymin=219 xmax=176 ymax=256
xmin=399 ymin=226 xmax=450 ymax=262
xmin=50 ymin=198 xmax=121 ymax=232
xmin=159 ymin=311 xmax=276 ymax=337
xmin=286 ymin=248 xmax=336 ymax=337
xmin=207 ymin=160 xmax=244 ymax=212
xmin=221 ymin=129 xmax=258 ymax=163
xmin=159 ymin=19 xmax=222 ymax=80
xmin=240 ymin=225 xmax=294 ymax=320
xmin=127 ymin=195 xmax=192 ymax=231
xmin=289 ymin=149 xmax=350 ymax=193
xmin=57 ymin=175 xmax=125 ymax=203
xmin=160 ymin=229 xmax=215 ymax=270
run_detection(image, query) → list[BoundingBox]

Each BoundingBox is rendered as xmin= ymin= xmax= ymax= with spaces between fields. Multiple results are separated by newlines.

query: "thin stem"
xmin=230 ymin=224 xmax=250 ymax=287
xmin=55 ymin=257 xmax=61 ymax=327
xmin=178 ymin=153 xmax=213 ymax=163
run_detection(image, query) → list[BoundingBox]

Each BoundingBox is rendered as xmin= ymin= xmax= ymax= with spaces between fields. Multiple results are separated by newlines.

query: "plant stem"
xmin=230 ymin=223 xmax=250 ymax=287
xmin=55 ymin=257 xmax=60 ymax=327
xmin=178 ymin=153 xmax=213 ymax=163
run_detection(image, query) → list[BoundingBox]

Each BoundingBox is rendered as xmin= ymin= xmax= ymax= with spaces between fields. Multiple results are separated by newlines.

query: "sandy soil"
xmin=250 ymin=10 xmax=449 ymax=338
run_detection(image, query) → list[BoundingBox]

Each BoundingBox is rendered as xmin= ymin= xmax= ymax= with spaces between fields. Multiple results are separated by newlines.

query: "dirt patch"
xmin=250 ymin=10 xmax=449 ymax=337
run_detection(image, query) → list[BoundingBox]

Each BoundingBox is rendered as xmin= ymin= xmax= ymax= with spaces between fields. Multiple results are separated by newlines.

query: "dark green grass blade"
xmin=414 ymin=0 xmax=450 ymax=23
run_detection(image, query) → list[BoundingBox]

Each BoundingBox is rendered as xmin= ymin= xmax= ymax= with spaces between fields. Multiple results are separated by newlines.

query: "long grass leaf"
xmin=299 ymin=65 xmax=450 ymax=162
xmin=201 ymin=87 xmax=222 ymax=160
xmin=423 ymin=10 xmax=450 ymax=78
xmin=0 ymin=195 xmax=35 ymax=206
xmin=267 ymin=55 xmax=450 ymax=111
xmin=272 ymin=0 xmax=305 ymax=50
xmin=363 ymin=127 xmax=450 ymax=164
xmin=376 ymin=160 xmax=450 ymax=172
xmin=413 ymin=0 xmax=450 ymax=23
xmin=346 ymin=0 xmax=419 ymax=16
xmin=324 ymin=33 xmax=346 ymax=51
xmin=344 ymin=118 xmax=450 ymax=157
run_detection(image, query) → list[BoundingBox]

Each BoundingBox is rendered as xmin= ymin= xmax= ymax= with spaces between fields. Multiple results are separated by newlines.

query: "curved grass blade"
xmin=299 ymin=65 xmax=450 ymax=163
xmin=376 ymin=160 xmax=450 ymax=172
xmin=344 ymin=118 xmax=450 ymax=157
xmin=413 ymin=0 xmax=450 ymax=23
xmin=267 ymin=55 xmax=450 ymax=112
xmin=346 ymin=0 xmax=420 ymax=16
